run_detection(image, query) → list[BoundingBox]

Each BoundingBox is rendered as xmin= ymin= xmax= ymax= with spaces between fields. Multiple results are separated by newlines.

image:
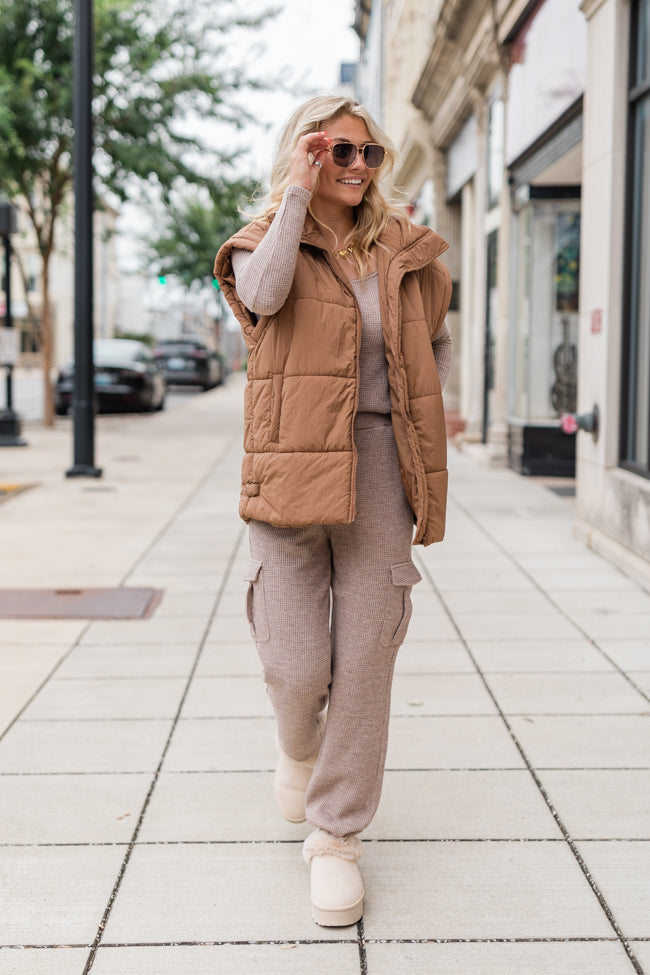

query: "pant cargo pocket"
xmin=380 ymin=560 xmax=422 ymax=648
xmin=243 ymin=558 xmax=270 ymax=642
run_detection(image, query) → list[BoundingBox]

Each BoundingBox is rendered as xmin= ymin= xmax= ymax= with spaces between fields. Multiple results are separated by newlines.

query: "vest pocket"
xmin=243 ymin=558 xmax=270 ymax=642
xmin=380 ymin=560 xmax=422 ymax=648
xmin=269 ymin=373 xmax=283 ymax=444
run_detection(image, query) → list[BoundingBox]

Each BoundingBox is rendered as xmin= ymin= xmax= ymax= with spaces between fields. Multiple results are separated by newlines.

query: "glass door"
xmin=511 ymin=199 xmax=580 ymax=425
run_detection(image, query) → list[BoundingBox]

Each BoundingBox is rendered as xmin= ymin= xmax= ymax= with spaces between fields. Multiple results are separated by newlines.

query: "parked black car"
xmin=55 ymin=338 xmax=167 ymax=415
xmin=153 ymin=338 xmax=224 ymax=390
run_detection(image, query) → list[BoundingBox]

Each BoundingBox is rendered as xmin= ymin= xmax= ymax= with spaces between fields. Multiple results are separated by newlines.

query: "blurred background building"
xmin=354 ymin=0 xmax=649 ymax=582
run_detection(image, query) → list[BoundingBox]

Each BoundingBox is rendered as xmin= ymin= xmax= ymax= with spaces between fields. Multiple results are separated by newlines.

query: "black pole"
xmin=67 ymin=0 xmax=101 ymax=477
xmin=0 ymin=204 xmax=26 ymax=447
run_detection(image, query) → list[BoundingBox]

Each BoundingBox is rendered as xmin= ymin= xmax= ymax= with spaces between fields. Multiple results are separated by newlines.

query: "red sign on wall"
xmin=591 ymin=309 xmax=603 ymax=334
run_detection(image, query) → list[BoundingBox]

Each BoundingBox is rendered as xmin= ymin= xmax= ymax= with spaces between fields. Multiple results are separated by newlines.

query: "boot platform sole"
xmin=311 ymin=892 xmax=364 ymax=927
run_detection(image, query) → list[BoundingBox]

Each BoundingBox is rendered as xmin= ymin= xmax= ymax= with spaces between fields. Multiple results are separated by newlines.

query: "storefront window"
xmin=623 ymin=0 xmax=650 ymax=474
xmin=511 ymin=201 xmax=580 ymax=423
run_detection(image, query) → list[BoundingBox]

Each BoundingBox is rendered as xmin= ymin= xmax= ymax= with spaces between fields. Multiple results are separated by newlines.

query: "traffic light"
xmin=212 ymin=278 xmax=220 ymax=290
xmin=158 ymin=275 xmax=167 ymax=285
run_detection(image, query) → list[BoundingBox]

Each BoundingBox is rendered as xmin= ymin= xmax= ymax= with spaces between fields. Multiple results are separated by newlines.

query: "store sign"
xmin=446 ymin=114 xmax=477 ymax=200
xmin=506 ymin=0 xmax=587 ymax=164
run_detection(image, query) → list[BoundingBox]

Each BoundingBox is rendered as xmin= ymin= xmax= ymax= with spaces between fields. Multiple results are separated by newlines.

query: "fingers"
xmin=289 ymin=131 xmax=331 ymax=191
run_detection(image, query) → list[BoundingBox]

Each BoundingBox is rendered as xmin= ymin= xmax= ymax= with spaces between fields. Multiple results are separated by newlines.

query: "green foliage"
xmin=147 ymin=179 xmax=259 ymax=289
xmin=0 ymin=0 xmax=274 ymax=234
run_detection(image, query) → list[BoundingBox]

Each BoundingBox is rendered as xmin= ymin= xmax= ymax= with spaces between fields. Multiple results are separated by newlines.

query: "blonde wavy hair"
xmin=253 ymin=94 xmax=406 ymax=273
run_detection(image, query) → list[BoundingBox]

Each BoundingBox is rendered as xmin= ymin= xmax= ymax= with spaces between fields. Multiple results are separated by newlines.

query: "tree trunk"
xmin=41 ymin=255 xmax=55 ymax=426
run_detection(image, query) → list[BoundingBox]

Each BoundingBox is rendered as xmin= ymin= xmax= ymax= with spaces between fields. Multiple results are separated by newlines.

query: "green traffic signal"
xmin=158 ymin=275 xmax=167 ymax=285
xmin=212 ymin=279 xmax=220 ymax=290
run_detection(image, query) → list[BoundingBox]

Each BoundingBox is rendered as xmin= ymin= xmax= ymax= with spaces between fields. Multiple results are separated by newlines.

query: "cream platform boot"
xmin=302 ymin=829 xmax=364 ymax=927
xmin=274 ymin=749 xmax=318 ymax=824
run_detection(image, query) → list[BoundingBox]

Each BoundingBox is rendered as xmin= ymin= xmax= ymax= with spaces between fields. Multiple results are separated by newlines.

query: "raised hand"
xmin=288 ymin=131 xmax=332 ymax=191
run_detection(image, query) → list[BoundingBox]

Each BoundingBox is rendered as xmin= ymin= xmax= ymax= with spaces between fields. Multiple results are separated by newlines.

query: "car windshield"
xmin=94 ymin=340 xmax=146 ymax=363
xmin=157 ymin=341 xmax=203 ymax=352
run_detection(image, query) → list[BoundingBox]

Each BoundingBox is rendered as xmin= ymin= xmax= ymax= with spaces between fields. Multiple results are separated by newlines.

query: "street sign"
xmin=0 ymin=328 xmax=19 ymax=365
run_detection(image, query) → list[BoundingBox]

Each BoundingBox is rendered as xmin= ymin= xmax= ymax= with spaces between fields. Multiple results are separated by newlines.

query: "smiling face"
xmin=312 ymin=114 xmax=377 ymax=213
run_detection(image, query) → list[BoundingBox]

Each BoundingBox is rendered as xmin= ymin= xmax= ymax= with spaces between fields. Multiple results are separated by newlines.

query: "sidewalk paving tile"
xmin=360 ymin=841 xmax=613 ymax=940
xmin=205 ymin=615 xmax=255 ymax=644
xmin=547 ymin=587 xmax=650 ymax=616
xmin=523 ymin=567 xmax=638 ymax=590
xmin=631 ymin=944 xmax=650 ymax=970
xmin=508 ymin=715 xmax=650 ymax=768
xmin=440 ymin=588 xmax=554 ymax=615
xmin=629 ymin=672 xmax=650 ymax=696
xmin=0 ymin=773 xmax=151 ymax=844
xmin=452 ymin=612 xmax=582 ymax=641
xmin=79 ymin=618 xmax=207 ymax=646
xmin=102 ymin=844 xmax=349 ymax=943
xmin=431 ymin=566 xmax=539 ymax=591
xmin=0 ymin=719 xmax=174 ymax=773
xmin=402 ymin=617 xmax=460 ymax=642
xmin=193 ymin=641 xmax=263 ymax=677
xmin=597 ymin=639 xmax=650 ymax=670
xmin=91 ymin=943 xmax=360 ymax=975
xmin=151 ymin=592 xmax=216 ymax=618
xmin=466 ymin=638 xmax=616 ymax=673
xmin=20 ymin=677 xmax=188 ymax=721
xmin=0 ymin=948 xmax=88 ymax=974
xmin=485 ymin=672 xmax=648 ymax=714
xmin=0 ymin=643 xmax=73 ymax=732
xmin=0 ymin=621 xmax=87 ymax=645
xmin=163 ymin=717 xmax=276 ymax=772
xmin=574 ymin=841 xmax=650 ymax=937
xmin=181 ymin=675 xmax=273 ymax=718
xmin=541 ymin=770 xmax=650 ymax=839
xmin=126 ymin=572 xmax=224 ymax=593
xmin=568 ymin=613 xmax=650 ymax=640
xmin=54 ymin=643 xmax=199 ymax=679
xmin=137 ymin=771 xmax=306 ymax=843
xmin=364 ymin=941 xmax=636 ymax=975
xmin=385 ymin=715 xmax=526 ymax=769
xmin=390 ymin=674 xmax=497 ymax=715
xmin=0 ymin=845 xmax=125 ymax=944
xmin=394 ymin=639 xmax=477 ymax=674
xmin=365 ymin=769 xmax=562 ymax=839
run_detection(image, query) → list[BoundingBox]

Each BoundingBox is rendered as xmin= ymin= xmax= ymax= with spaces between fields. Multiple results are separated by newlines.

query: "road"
xmin=0 ymin=366 xmax=208 ymax=422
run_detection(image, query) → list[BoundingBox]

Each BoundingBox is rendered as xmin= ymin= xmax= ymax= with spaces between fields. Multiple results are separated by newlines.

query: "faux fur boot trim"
xmin=302 ymin=829 xmax=362 ymax=865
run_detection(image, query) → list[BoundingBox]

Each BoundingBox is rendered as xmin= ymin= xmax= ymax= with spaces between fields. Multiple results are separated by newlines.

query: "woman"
xmin=214 ymin=94 xmax=452 ymax=928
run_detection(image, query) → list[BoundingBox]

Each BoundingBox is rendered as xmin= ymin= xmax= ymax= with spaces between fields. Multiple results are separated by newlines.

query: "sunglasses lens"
xmin=331 ymin=143 xmax=356 ymax=167
xmin=364 ymin=144 xmax=385 ymax=168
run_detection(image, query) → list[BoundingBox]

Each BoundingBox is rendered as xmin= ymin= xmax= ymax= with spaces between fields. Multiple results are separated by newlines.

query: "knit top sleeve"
xmin=432 ymin=321 xmax=453 ymax=390
xmin=230 ymin=184 xmax=311 ymax=316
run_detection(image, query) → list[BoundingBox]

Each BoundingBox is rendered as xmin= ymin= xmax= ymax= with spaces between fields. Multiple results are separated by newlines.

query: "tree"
xmin=146 ymin=179 xmax=258 ymax=290
xmin=0 ymin=0 xmax=271 ymax=424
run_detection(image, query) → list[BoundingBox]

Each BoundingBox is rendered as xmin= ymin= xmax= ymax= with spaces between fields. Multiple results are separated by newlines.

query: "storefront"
xmin=505 ymin=0 xmax=586 ymax=474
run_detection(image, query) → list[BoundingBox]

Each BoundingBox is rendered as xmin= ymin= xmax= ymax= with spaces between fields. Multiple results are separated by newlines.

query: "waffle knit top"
xmin=231 ymin=185 xmax=452 ymax=414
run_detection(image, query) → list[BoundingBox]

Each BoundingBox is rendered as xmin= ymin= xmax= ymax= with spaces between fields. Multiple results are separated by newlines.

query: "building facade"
xmin=1 ymin=199 xmax=120 ymax=369
xmin=356 ymin=0 xmax=650 ymax=581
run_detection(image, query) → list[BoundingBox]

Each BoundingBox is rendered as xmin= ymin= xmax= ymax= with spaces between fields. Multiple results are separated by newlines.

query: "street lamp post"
xmin=66 ymin=0 xmax=101 ymax=477
xmin=0 ymin=202 xmax=27 ymax=447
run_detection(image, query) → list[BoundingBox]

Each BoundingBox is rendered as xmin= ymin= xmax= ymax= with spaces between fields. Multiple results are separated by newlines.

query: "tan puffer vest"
xmin=214 ymin=213 xmax=452 ymax=545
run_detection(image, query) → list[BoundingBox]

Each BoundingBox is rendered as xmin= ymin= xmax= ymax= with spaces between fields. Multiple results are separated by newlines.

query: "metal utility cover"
xmin=0 ymin=588 xmax=163 ymax=619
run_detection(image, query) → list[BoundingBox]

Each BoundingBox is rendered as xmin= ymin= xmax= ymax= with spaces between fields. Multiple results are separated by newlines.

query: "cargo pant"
xmin=244 ymin=412 xmax=422 ymax=837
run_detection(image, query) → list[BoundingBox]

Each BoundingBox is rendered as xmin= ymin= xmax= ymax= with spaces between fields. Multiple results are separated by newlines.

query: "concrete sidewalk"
xmin=0 ymin=374 xmax=648 ymax=975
